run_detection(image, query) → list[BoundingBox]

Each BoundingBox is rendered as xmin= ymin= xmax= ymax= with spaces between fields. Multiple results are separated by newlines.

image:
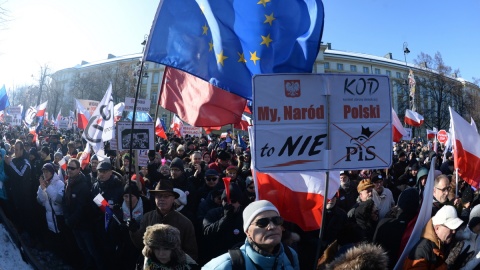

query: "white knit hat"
xmin=243 ymin=200 xmax=279 ymax=232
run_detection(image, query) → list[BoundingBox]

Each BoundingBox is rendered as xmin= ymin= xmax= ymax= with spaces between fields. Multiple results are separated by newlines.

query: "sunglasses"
xmin=67 ymin=166 xmax=78 ymax=170
xmin=252 ymin=216 xmax=284 ymax=228
xmin=206 ymin=177 xmax=218 ymax=181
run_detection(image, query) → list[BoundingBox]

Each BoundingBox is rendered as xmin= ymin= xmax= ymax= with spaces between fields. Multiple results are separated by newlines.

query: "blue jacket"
xmin=202 ymin=240 xmax=299 ymax=270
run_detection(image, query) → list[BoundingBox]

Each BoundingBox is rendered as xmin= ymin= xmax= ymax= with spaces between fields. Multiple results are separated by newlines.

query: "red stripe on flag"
xmin=256 ymin=172 xmax=324 ymax=231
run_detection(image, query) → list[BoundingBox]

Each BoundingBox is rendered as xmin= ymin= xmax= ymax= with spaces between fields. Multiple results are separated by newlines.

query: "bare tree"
xmin=414 ymin=52 xmax=462 ymax=130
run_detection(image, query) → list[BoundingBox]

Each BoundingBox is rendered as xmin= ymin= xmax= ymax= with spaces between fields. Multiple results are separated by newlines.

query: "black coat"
xmin=63 ymin=172 xmax=95 ymax=230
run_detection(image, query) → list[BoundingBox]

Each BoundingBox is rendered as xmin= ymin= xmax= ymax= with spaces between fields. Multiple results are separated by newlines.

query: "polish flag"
xmin=427 ymin=128 xmax=437 ymax=140
xmin=449 ymin=107 xmax=480 ymax=188
xmin=36 ymin=101 xmax=48 ymax=117
xmin=203 ymin=126 xmax=221 ymax=134
xmin=93 ymin=193 xmax=115 ymax=230
xmin=170 ymin=114 xmax=184 ymax=137
xmin=392 ymin=108 xmax=407 ymax=142
xmin=75 ymin=99 xmax=90 ymax=130
xmin=155 ymin=118 xmax=167 ymax=139
xmin=78 ymin=143 xmax=91 ymax=169
xmin=234 ymin=114 xmax=253 ymax=131
xmin=255 ymin=171 xmax=340 ymax=231
xmin=58 ymin=157 xmax=67 ymax=171
xmin=404 ymin=109 xmax=424 ymax=127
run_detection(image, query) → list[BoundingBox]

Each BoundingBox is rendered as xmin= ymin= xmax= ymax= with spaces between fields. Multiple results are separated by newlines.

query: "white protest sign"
xmin=138 ymin=150 xmax=149 ymax=167
xmin=253 ymin=73 xmax=392 ymax=172
xmin=116 ymin=121 xmax=154 ymax=151
xmin=7 ymin=106 xmax=22 ymax=115
xmin=253 ymin=74 xmax=328 ymax=171
xmin=182 ymin=125 xmax=203 ymax=137
xmin=59 ymin=117 xmax=70 ymax=129
xmin=403 ymin=128 xmax=412 ymax=141
xmin=124 ymin=97 xmax=150 ymax=112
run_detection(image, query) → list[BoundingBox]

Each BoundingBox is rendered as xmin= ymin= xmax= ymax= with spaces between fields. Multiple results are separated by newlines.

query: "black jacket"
xmin=63 ymin=172 xmax=94 ymax=230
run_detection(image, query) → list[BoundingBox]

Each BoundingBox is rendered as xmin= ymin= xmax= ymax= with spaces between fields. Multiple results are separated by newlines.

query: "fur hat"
xmin=326 ymin=243 xmax=388 ymax=270
xmin=357 ymin=179 xmax=374 ymax=193
xmin=142 ymin=224 xmax=185 ymax=263
xmin=242 ymin=200 xmax=279 ymax=232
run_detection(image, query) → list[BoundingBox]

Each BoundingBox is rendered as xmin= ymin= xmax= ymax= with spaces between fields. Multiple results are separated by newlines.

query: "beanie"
xmin=54 ymin=151 xmax=63 ymax=159
xmin=242 ymin=200 xmax=279 ymax=232
xmin=469 ymin=205 xmax=480 ymax=230
xmin=170 ymin=157 xmax=184 ymax=172
xmin=42 ymin=163 xmax=55 ymax=175
xmin=221 ymin=184 xmax=242 ymax=203
xmin=91 ymin=154 xmax=99 ymax=161
xmin=124 ymin=183 xmax=141 ymax=198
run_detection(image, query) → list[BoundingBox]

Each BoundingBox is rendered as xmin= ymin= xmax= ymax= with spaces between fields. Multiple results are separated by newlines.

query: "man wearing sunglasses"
xmin=203 ymin=200 xmax=299 ymax=269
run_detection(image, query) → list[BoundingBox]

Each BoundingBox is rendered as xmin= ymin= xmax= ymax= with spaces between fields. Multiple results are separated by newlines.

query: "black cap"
xmin=97 ymin=161 xmax=113 ymax=171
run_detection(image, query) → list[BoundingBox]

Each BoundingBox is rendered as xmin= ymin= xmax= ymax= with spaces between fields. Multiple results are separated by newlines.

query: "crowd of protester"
xmin=0 ymin=124 xmax=480 ymax=269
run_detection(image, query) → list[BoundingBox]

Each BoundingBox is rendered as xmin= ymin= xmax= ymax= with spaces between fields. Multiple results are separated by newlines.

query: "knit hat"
xmin=397 ymin=188 xmax=420 ymax=216
xmin=357 ymin=179 xmax=374 ymax=193
xmin=97 ymin=160 xmax=113 ymax=171
xmin=54 ymin=151 xmax=63 ymax=159
xmin=432 ymin=205 xmax=463 ymax=230
xmin=205 ymin=169 xmax=219 ymax=177
xmin=174 ymin=188 xmax=187 ymax=211
xmin=217 ymin=150 xmax=231 ymax=161
xmin=41 ymin=163 xmax=55 ymax=175
xmin=242 ymin=200 xmax=279 ymax=232
xmin=170 ymin=157 xmax=184 ymax=172
xmin=124 ymin=183 xmax=141 ymax=198
xmin=221 ymin=184 xmax=242 ymax=203
xmin=469 ymin=205 xmax=480 ymax=230
xmin=143 ymin=224 xmax=181 ymax=251
xmin=177 ymin=145 xmax=185 ymax=152
xmin=91 ymin=154 xmax=99 ymax=161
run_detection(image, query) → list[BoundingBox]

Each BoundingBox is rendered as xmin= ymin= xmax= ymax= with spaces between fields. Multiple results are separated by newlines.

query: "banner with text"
xmin=253 ymin=73 xmax=392 ymax=172
xmin=124 ymin=97 xmax=151 ymax=112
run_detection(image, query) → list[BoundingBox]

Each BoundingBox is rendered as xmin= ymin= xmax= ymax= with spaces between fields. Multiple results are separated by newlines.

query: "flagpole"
xmin=313 ymin=95 xmax=331 ymax=270
xmin=126 ymin=37 xmax=148 ymax=220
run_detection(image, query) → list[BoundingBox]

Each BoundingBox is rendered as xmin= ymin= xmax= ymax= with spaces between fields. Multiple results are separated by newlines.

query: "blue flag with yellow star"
xmin=145 ymin=0 xmax=324 ymax=101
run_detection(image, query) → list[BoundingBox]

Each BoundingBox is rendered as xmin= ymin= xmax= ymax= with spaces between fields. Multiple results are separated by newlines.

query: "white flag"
xmin=24 ymin=106 xmax=37 ymax=126
xmin=82 ymin=84 xmax=114 ymax=153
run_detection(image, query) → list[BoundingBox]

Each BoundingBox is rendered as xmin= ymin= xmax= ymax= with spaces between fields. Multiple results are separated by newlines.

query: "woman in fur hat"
xmin=142 ymin=224 xmax=198 ymax=270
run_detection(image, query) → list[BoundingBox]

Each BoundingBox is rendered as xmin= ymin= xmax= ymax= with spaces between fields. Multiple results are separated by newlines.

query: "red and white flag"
xmin=75 ymin=99 xmax=91 ymax=130
xmin=113 ymin=102 xmax=124 ymax=123
xmin=427 ymin=128 xmax=437 ymax=140
xmin=404 ymin=109 xmax=424 ymax=127
xmin=255 ymin=171 xmax=340 ymax=231
xmin=36 ymin=101 xmax=48 ymax=117
xmin=471 ymin=117 xmax=478 ymax=133
xmin=155 ymin=118 xmax=167 ymax=139
xmin=392 ymin=108 xmax=407 ymax=142
xmin=170 ymin=114 xmax=184 ymax=137
xmin=234 ymin=114 xmax=253 ymax=131
xmin=78 ymin=143 xmax=91 ymax=170
xmin=450 ymin=107 xmax=480 ymax=188
xmin=160 ymin=67 xmax=246 ymax=127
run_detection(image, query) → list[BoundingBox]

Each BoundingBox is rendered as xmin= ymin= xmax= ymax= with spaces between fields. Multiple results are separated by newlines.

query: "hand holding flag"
xmin=93 ymin=193 xmax=121 ymax=230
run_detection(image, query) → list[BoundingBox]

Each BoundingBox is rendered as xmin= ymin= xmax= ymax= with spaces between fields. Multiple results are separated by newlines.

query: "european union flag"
xmin=0 ymin=85 xmax=10 ymax=111
xmin=145 ymin=0 xmax=324 ymax=101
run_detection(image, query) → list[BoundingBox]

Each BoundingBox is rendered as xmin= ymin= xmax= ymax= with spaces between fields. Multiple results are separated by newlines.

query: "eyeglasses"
xmin=435 ymin=186 xmax=451 ymax=193
xmin=252 ymin=216 xmax=284 ymax=228
xmin=67 ymin=166 xmax=78 ymax=170
xmin=206 ymin=177 xmax=218 ymax=181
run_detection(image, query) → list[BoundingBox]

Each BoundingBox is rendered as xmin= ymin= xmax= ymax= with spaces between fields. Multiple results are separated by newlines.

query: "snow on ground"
xmin=0 ymin=223 xmax=33 ymax=270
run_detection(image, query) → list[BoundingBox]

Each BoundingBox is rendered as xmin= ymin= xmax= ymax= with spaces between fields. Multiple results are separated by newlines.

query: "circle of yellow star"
xmin=250 ymin=51 xmax=260 ymax=65
xmin=264 ymin=13 xmax=276 ymax=26
xmin=261 ymin=34 xmax=273 ymax=47
xmin=217 ymin=50 xmax=228 ymax=66
xmin=202 ymin=24 xmax=209 ymax=35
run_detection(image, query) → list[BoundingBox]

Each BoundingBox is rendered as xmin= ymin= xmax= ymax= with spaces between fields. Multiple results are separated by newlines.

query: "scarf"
xmin=122 ymin=197 xmax=144 ymax=222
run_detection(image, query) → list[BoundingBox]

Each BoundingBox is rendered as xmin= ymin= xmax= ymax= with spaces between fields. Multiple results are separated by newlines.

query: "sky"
xmin=0 ymin=0 xmax=479 ymax=91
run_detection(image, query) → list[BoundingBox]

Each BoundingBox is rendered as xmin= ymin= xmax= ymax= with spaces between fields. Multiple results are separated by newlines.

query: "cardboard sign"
xmin=253 ymin=73 xmax=392 ymax=172
xmin=124 ymin=97 xmax=151 ymax=112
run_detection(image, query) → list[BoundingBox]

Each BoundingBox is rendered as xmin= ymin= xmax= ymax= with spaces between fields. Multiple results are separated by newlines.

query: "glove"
xmin=126 ymin=219 xmax=140 ymax=232
xmin=223 ymin=204 xmax=234 ymax=218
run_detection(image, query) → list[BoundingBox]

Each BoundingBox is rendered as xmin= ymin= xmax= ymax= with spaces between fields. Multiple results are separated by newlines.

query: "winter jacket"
xmin=403 ymin=219 xmax=448 ymax=270
xmin=202 ymin=239 xmax=299 ymax=270
xmin=63 ymin=172 xmax=94 ymax=230
xmin=0 ymin=149 xmax=7 ymax=200
xmin=130 ymin=208 xmax=198 ymax=260
xmin=449 ymin=226 xmax=480 ymax=270
xmin=202 ymin=206 xmax=246 ymax=262
xmin=37 ymin=173 xmax=65 ymax=233
xmin=372 ymin=187 xmax=395 ymax=219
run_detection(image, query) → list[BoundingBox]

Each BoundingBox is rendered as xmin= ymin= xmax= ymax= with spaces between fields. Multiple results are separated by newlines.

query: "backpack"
xmin=228 ymin=244 xmax=295 ymax=270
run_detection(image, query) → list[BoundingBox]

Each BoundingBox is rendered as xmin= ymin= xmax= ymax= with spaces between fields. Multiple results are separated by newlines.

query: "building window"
xmin=363 ymin=67 xmax=369 ymax=73
xmin=153 ymin=72 xmax=160 ymax=84
xmin=386 ymin=70 xmax=391 ymax=77
xmin=142 ymin=76 xmax=148 ymax=84
xmin=324 ymin=62 xmax=330 ymax=69
xmin=337 ymin=63 xmax=343 ymax=71
xmin=396 ymin=72 xmax=401 ymax=78
xmin=375 ymin=68 xmax=381 ymax=74
xmin=350 ymin=65 xmax=357 ymax=72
